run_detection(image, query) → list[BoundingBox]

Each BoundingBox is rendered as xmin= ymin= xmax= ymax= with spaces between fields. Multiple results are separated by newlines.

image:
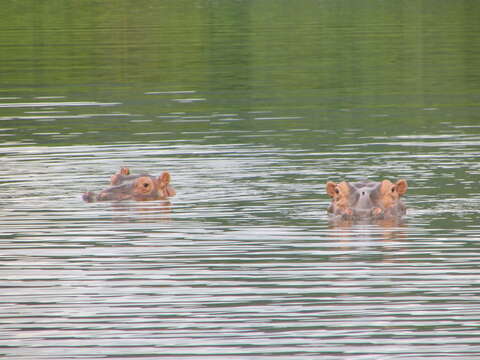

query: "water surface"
xmin=1 ymin=1 xmax=480 ymax=359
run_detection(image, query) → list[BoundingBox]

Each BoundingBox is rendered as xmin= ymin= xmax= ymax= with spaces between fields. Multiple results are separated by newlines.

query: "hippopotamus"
xmin=83 ymin=167 xmax=176 ymax=202
xmin=326 ymin=179 xmax=408 ymax=220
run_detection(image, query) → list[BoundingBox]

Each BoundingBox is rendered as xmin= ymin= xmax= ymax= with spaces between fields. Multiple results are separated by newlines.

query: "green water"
xmin=3 ymin=0 xmax=480 ymax=146
xmin=2 ymin=1 xmax=480 ymax=359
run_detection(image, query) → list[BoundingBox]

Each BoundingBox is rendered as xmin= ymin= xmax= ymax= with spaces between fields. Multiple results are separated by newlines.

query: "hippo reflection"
xmin=83 ymin=167 xmax=176 ymax=202
xmin=326 ymin=179 xmax=408 ymax=220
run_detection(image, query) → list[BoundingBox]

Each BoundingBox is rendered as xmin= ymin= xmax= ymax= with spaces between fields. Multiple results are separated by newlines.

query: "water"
xmin=2 ymin=1 xmax=480 ymax=359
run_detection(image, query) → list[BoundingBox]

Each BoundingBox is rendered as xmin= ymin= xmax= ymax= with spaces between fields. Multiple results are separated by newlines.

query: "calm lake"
xmin=2 ymin=1 xmax=480 ymax=359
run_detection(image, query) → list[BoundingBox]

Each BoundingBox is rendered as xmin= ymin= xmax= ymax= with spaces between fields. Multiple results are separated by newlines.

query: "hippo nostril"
xmin=362 ymin=191 xmax=366 ymax=196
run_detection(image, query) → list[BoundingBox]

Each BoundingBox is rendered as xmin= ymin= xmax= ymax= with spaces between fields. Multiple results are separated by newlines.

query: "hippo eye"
xmin=143 ymin=183 xmax=149 ymax=188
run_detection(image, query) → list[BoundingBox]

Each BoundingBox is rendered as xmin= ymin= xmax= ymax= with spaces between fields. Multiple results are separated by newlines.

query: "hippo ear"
xmin=111 ymin=167 xmax=131 ymax=185
xmin=120 ymin=167 xmax=130 ymax=176
xmin=395 ymin=179 xmax=408 ymax=195
xmin=158 ymin=172 xmax=171 ymax=187
xmin=158 ymin=172 xmax=176 ymax=197
xmin=326 ymin=181 xmax=337 ymax=198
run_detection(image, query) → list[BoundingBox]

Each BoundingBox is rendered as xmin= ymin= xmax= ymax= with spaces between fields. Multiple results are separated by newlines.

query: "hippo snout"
xmin=96 ymin=186 xmax=133 ymax=201
xmin=82 ymin=191 xmax=96 ymax=203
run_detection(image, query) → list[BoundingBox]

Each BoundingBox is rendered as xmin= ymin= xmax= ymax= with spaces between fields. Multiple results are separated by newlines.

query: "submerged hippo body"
xmin=326 ymin=179 xmax=408 ymax=220
xmin=83 ymin=167 xmax=176 ymax=202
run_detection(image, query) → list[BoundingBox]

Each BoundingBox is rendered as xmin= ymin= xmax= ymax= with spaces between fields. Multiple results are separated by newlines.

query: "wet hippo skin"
xmin=326 ymin=179 xmax=408 ymax=220
xmin=83 ymin=167 xmax=176 ymax=202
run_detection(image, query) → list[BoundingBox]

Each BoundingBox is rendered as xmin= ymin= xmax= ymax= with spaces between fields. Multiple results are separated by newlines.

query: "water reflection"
xmin=2 ymin=138 xmax=480 ymax=359
xmin=328 ymin=220 xmax=408 ymax=257
xmin=108 ymin=201 xmax=173 ymax=222
xmin=329 ymin=217 xmax=406 ymax=228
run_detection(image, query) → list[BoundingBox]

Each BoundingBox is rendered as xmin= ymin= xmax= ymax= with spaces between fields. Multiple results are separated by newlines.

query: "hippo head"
xmin=85 ymin=171 xmax=176 ymax=202
xmin=326 ymin=179 xmax=408 ymax=220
